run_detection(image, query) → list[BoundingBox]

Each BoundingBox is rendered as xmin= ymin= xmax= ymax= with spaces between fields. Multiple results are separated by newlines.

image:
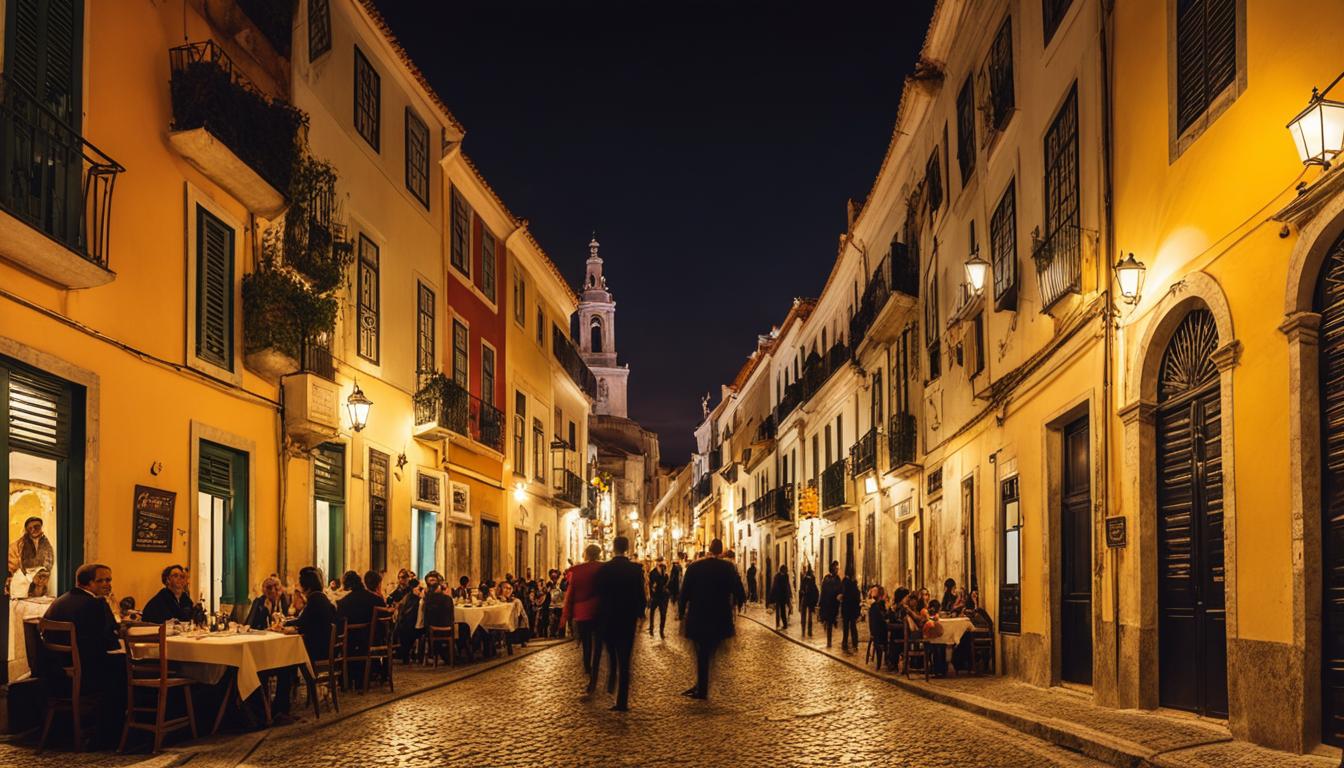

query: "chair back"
xmin=123 ymin=623 xmax=170 ymax=684
xmin=370 ymin=607 xmax=395 ymax=649
xmin=37 ymin=618 xmax=80 ymax=681
xmin=317 ymin=623 xmax=339 ymax=667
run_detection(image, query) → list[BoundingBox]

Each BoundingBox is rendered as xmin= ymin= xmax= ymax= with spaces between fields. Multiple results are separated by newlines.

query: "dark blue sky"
xmin=376 ymin=0 xmax=936 ymax=462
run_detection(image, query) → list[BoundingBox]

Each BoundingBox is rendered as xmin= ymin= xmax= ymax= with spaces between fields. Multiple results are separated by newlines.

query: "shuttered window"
xmin=481 ymin=345 xmax=496 ymax=407
xmin=532 ymin=418 xmax=545 ymax=482
xmin=307 ymin=0 xmax=331 ymax=61
xmin=991 ymin=179 xmax=1018 ymax=311
xmin=5 ymin=0 xmax=84 ymax=129
xmin=956 ymin=77 xmax=976 ymax=185
xmin=450 ymin=187 xmax=471 ymax=277
xmin=987 ymin=17 xmax=1014 ymax=132
xmin=926 ymin=270 xmax=941 ymax=381
xmin=514 ymin=391 xmax=526 ymax=474
xmin=198 ymin=446 xmax=233 ymax=499
xmin=1175 ymin=0 xmax=1237 ymax=136
xmin=925 ymin=148 xmax=943 ymax=215
xmin=1042 ymin=0 xmax=1074 ymax=46
xmin=416 ymin=282 xmax=434 ymax=377
xmin=368 ymin=449 xmax=388 ymax=571
xmin=198 ymin=440 xmax=248 ymax=606
xmin=353 ymin=45 xmax=380 ymax=151
xmin=404 ymin=107 xmax=429 ymax=208
xmin=7 ymin=365 xmax=71 ymax=458
xmin=313 ymin=443 xmax=345 ymax=503
xmin=513 ymin=268 xmax=526 ymax=325
xmin=357 ymin=235 xmax=380 ymax=363
xmin=452 ymin=319 xmax=468 ymax=390
xmin=195 ymin=206 xmax=235 ymax=372
xmin=481 ymin=230 xmax=497 ymax=302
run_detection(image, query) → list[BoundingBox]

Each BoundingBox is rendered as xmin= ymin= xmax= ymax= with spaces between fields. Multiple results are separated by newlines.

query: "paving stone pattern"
xmin=241 ymin=618 xmax=1101 ymax=767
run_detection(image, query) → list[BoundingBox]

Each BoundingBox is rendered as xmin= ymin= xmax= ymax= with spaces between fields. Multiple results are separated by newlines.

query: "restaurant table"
xmin=924 ymin=616 xmax=974 ymax=646
xmin=454 ymin=603 xmax=519 ymax=634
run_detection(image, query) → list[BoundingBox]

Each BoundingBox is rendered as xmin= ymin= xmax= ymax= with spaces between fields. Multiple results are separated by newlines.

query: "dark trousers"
xmin=649 ymin=598 xmax=667 ymax=636
xmin=692 ymin=637 xmax=721 ymax=697
xmin=774 ymin=601 xmax=788 ymax=629
xmin=604 ymin=624 xmax=636 ymax=708
xmin=579 ymin=621 xmax=605 ymax=690
xmin=801 ymin=607 xmax=814 ymax=636
xmin=823 ymin=619 xmax=835 ymax=646
xmin=841 ymin=616 xmax=858 ymax=649
xmin=269 ymin=666 xmax=297 ymax=714
xmin=396 ymin=625 xmax=421 ymax=663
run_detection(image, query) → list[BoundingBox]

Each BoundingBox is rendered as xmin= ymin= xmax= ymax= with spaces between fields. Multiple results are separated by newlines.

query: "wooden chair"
xmin=902 ymin=617 xmax=930 ymax=681
xmin=969 ymin=617 xmax=996 ymax=676
xmin=37 ymin=618 xmax=97 ymax=752
xmin=341 ymin=621 xmax=371 ymax=693
xmin=308 ymin=624 xmax=342 ymax=716
xmin=365 ymin=607 xmax=396 ymax=692
xmin=119 ymin=624 xmax=197 ymax=754
xmin=865 ymin=622 xmax=887 ymax=670
xmin=424 ymin=624 xmax=455 ymax=668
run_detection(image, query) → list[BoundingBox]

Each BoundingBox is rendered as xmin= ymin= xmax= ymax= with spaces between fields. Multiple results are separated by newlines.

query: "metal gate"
xmin=1317 ymin=235 xmax=1344 ymax=744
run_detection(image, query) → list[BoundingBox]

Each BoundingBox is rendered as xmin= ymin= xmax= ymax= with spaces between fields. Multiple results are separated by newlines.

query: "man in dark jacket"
xmin=746 ymin=562 xmax=758 ymax=604
xmin=668 ymin=557 xmax=683 ymax=613
xmin=818 ymin=560 xmax=842 ymax=648
xmin=798 ymin=566 xmax=819 ymax=637
xmin=421 ymin=573 xmax=456 ymax=663
xmin=277 ymin=567 xmax=335 ymax=715
xmin=840 ymin=570 xmax=862 ymax=652
xmin=245 ymin=575 xmax=290 ymax=630
xmin=336 ymin=570 xmax=384 ymax=686
xmin=594 ymin=536 xmax=646 ymax=711
xmin=769 ymin=565 xmax=792 ymax=630
xmin=142 ymin=564 xmax=193 ymax=624
xmin=43 ymin=563 xmax=124 ymax=746
xmin=647 ymin=559 xmax=669 ymax=639
xmin=678 ymin=538 xmax=745 ymax=699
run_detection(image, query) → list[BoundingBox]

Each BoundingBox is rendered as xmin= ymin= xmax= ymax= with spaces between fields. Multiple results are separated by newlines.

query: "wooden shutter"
xmin=199 ymin=442 xmax=233 ymax=498
xmin=369 ymin=449 xmax=388 ymax=571
xmin=196 ymin=206 xmax=235 ymax=371
xmin=313 ymin=443 xmax=345 ymax=503
xmin=357 ymin=234 xmax=379 ymax=363
xmin=7 ymin=365 xmax=71 ymax=458
xmin=1176 ymin=0 xmax=1237 ymax=135
xmin=5 ymin=0 xmax=83 ymax=128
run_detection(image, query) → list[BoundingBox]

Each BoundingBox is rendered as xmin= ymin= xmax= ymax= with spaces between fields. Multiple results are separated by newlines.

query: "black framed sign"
xmin=133 ymin=485 xmax=175 ymax=552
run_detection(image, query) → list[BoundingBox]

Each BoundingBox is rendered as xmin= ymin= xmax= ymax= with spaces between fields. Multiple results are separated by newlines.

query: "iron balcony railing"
xmin=751 ymin=483 xmax=794 ymax=524
xmin=1032 ymin=222 xmax=1081 ymax=311
xmin=774 ymin=380 xmax=803 ymax=424
xmin=850 ymin=246 xmax=919 ymax=346
xmin=554 ymin=467 xmax=584 ymax=508
xmin=850 ymin=428 xmax=878 ymax=478
xmin=301 ymin=339 xmax=335 ymax=381
xmin=799 ymin=341 xmax=854 ymax=410
xmin=755 ymin=413 xmax=777 ymax=442
xmin=692 ymin=474 xmax=712 ymax=506
xmin=0 ymin=74 xmax=124 ymax=270
xmin=552 ymin=325 xmax=598 ymax=398
xmin=821 ymin=458 xmax=849 ymax=512
xmin=888 ymin=412 xmax=917 ymax=469
xmin=737 ymin=504 xmax=747 ymax=521
xmin=413 ymin=376 xmax=504 ymax=452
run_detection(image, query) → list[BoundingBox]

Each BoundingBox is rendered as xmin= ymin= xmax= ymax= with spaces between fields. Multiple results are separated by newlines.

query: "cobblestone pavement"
xmin=241 ymin=617 xmax=1102 ymax=768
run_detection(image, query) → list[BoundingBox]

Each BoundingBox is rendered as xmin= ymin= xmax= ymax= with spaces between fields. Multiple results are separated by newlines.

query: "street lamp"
xmin=628 ymin=510 xmax=638 ymax=522
xmin=513 ymin=482 xmax=527 ymax=502
xmin=1114 ymin=253 xmax=1147 ymax=305
xmin=346 ymin=382 xmax=372 ymax=432
xmin=1288 ymin=74 xmax=1344 ymax=168
xmin=863 ymin=475 xmax=879 ymax=495
xmin=964 ymin=247 xmax=990 ymax=294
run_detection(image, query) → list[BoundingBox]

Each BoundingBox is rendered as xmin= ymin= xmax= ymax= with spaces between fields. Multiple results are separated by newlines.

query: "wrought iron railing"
xmin=751 ymin=483 xmax=794 ymax=524
xmin=301 ymin=339 xmax=335 ymax=381
xmin=850 ymin=428 xmax=878 ymax=477
xmin=0 ymin=74 xmax=124 ymax=269
xmin=552 ymin=325 xmax=598 ymax=398
xmin=821 ymin=458 xmax=849 ymax=511
xmin=413 ymin=376 xmax=504 ymax=452
xmin=692 ymin=474 xmax=712 ymax=506
xmin=554 ymin=467 xmax=584 ymax=508
xmin=888 ymin=412 xmax=917 ymax=469
xmin=798 ymin=341 xmax=854 ymax=411
xmin=737 ymin=504 xmax=747 ymax=521
xmin=1032 ymin=223 xmax=1081 ymax=311
xmin=755 ymin=413 xmax=777 ymax=442
xmin=774 ymin=380 xmax=803 ymax=424
xmin=850 ymin=246 xmax=919 ymax=346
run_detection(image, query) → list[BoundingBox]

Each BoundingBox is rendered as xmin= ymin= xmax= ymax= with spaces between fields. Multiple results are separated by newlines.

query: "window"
xmin=568 ymin=420 xmax=576 ymax=449
xmin=357 ymin=235 xmax=379 ymax=363
xmin=871 ymin=371 xmax=883 ymax=429
xmin=536 ymin=306 xmax=544 ymax=346
xmin=513 ymin=391 xmax=527 ymax=475
xmin=451 ymin=319 xmax=468 ymax=390
xmin=991 ymin=179 xmax=1018 ymax=311
xmin=308 ymin=0 xmax=332 ymax=61
xmin=480 ymin=229 xmax=497 ymax=302
xmin=195 ymin=205 xmax=235 ymax=371
xmin=353 ymin=46 xmax=380 ymax=150
xmin=313 ymin=443 xmax=346 ymax=580
xmin=513 ymin=268 xmax=526 ymax=326
xmin=481 ymin=344 xmax=496 ymax=407
xmin=986 ymin=17 xmax=1014 ymax=132
xmin=925 ymin=147 xmax=943 ymax=214
xmin=970 ymin=312 xmax=985 ymax=377
xmin=450 ymin=188 xmax=470 ymax=277
xmin=956 ymin=76 xmax=976 ymax=185
xmin=198 ymin=440 xmax=248 ymax=610
xmin=368 ymin=449 xmax=389 ymax=572
xmin=1175 ymin=0 xmax=1238 ymax=136
xmin=1000 ymin=475 xmax=1022 ymax=633
xmin=416 ymin=282 xmax=434 ymax=376
xmin=1039 ymin=86 xmax=1081 ymax=309
xmin=404 ymin=108 xmax=429 ymax=207
xmin=1042 ymin=0 xmax=1074 ymax=45
xmin=532 ymin=418 xmax=545 ymax=482
xmin=926 ymin=270 xmax=941 ymax=381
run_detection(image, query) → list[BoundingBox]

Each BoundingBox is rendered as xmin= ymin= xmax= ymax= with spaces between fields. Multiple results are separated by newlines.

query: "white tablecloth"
xmin=455 ymin=604 xmax=519 ymax=634
xmin=925 ymin=616 xmax=975 ymax=646
xmin=7 ymin=597 xmax=53 ymax=679
xmin=130 ymin=629 xmax=311 ymax=699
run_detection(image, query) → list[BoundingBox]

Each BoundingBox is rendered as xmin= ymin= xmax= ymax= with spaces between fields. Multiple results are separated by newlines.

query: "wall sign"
xmin=1105 ymin=516 xmax=1127 ymax=548
xmin=369 ymin=449 xmax=389 ymax=571
xmin=133 ymin=485 xmax=176 ymax=552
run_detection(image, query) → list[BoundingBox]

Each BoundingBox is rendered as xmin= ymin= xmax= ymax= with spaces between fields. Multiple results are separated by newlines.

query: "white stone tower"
xmin=578 ymin=234 xmax=629 ymax=418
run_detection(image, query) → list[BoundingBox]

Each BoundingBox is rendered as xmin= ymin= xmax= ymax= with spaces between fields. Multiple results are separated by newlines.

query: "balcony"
xmin=413 ymin=374 xmax=504 ymax=454
xmin=755 ymin=413 xmax=777 ymax=443
xmin=850 ymin=428 xmax=878 ymax=478
xmin=692 ymin=474 xmax=712 ymax=506
xmin=852 ymin=245 xmax=920 ymax=356
xmin=887 ymin=412 xmax=918 ymax=473
xmin=737 ymin=504 xmax=747 ymax=521
xmin=792 ymin=341 xmax=855 ymax=413
xmin=553 ymin=467 xmax=584 ymax=509
xmin=752 ymin=483 xmax=794 ymax=524
xmin=552 ymin=325 xmax=598 ymax=398
xmin=720 ymin=462 xmax=738 ymax=483
xmin=708 ymin=448 xmax=723 ymax=472
xmin=774 ymin=380 xmax=803 ymax=425
xmin=168 ymin=41 xmax=304 ymax=217
xmin=0 ymin=74 xmax=123 ymax=288
xmin=821 ymin=458 xmax=850 ymax=515
xmin=1032 ymin=222 xmax=1082 ymax=312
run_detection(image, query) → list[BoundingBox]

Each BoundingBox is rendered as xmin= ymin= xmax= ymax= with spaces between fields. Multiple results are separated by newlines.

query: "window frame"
xmin=451 ymin=318 xmax=469 ymax=390
xmin=353 ymin=45 xmax=381 ymax=151
xmin=532 ymin=417 xmax=545 ymax=482
xmin=991 ymin=178 xmax=1018 ymax=311
xmin=1042 ymin=0 xmax=1075 ymax=47
xmin=404 ymin=107 xmax=430 ymax=208
xmin=1167 ymin=0 xmax=1246 ymax=160
xmin=193 ymin=203 xmax=235 ymax=374
xmin=956 ymin=76 xmax=976 ymax=186
xmin=481 ymin=341 xmax=496 ymax=408
xmin=356 ymin=234 xmax=380 ymax=364
xmin=513 ymin=391 xmax=527 ymax=477
xmin=308 ymin=0 xmax=332 ymax=61
xmin=450 ymin=187 xmax=471 ymax=278
xmin=986 ymin=16 xmax=1015 ymax=135
xmin=999 ymin=474 xmax=1022 ymax=634
xmin=480 ymin=228 xmax=497 ymax=302
xmin=513 ymin=267 xmax=526 ymax=326
xmin=416 ymin=280 xmax=435 ymax=377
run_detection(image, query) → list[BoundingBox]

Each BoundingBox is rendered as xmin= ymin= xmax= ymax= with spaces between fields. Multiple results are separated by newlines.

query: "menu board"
xmin=369 ymin=449 xmax=389 ymax=571
xmin=133 ymin=485 xmax=176 ymax=552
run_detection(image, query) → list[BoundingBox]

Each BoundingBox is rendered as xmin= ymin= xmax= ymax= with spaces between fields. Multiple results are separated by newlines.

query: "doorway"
xmin=313 ymin=443 xmax=345 ymax=583
xmin=197 ymin=440 xmax=248 ymax=612
xmin=481 ymin=520 xmax=499 ymax=582
xmin=412 ymin=509 xmax=438 ymax=578
xmin=451 ymin=523 xmax=472 ymax=583
xmin=1060 ymin=415 xmax=1092 ymax=685
xmin=1319 ymin=238 xmax=1344 ymax=743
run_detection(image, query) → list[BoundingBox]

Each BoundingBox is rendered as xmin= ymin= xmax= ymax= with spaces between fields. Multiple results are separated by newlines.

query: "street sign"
xmin=1105 ymin=516 xmax=1127 ymax=548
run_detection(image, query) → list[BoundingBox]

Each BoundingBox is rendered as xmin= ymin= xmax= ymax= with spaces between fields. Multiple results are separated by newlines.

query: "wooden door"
xmin=1317 ymin=238 xmax=1344 ymax=744
xmin=1060 ymin=416 xmax=1092 ymax=685
xmin=1156 ymin=309 xmax=1227 ymax=717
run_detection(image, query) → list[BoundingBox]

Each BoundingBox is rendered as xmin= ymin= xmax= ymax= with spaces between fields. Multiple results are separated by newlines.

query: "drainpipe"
xmin=1099 ymin=0 xmax=1121 ymax=699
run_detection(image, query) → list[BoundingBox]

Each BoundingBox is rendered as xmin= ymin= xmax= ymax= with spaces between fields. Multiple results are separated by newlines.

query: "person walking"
xmin=595 ymin=536 xmax=646 ymax=712
xmin=840 ymin=568 xmax=861 ymax=652
xmin=818 ymin=560 xmax=842 ymax=647
xmin=798 ymin=566 xmax=819 ymax=637
xmin=561 ymin=544 xmax=604 ymax=690
xmin=668 ymin=556 xmax=683 ymax=612
xmin=769 ymin=564 xmax=792 ymax=630
xmin=746 ymin=561 xmax=758 ymax=604
xmin=648 ymin=558 xmax=669 ymax=638
xmin=677 ymin=538 xmax=745 ymax=700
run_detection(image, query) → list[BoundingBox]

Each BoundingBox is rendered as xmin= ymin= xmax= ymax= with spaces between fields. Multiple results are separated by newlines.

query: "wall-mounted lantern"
xmin=1288 ymin=75 xmax=1344 ymax=168
xmin=346 ymin=382 xmax=372 ymax=432
xmin=1114 ymin=253 xmax=1147 ymax=305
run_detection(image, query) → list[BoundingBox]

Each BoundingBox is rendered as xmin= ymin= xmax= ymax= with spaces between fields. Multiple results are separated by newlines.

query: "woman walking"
xmin=818 ymin=561 xmax=841 ymax=648
xmin=840 ymin=569 xmax=861 ymax=652
xmin=769 ymin=565 xmax=792 ymax=630
xmin=798 ymin=566 xmax=819 ymax=637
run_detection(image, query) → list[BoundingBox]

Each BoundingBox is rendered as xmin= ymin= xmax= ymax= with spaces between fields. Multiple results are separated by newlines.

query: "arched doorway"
xmin=1316 ymin=231 xmax=1344 ymax=745
xmin=1155 ymin=308 xmax=1228 ymax=717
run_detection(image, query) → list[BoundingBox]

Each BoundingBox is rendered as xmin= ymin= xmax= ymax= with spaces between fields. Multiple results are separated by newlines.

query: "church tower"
xmin=577 ymin=235 xmax=629 ymax=418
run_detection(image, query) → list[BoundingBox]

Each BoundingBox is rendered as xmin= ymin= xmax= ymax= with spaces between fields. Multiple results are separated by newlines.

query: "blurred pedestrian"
xmin=677 ymin=538 xmax=745 ymax=700
xmin=840 ymin=568 xmax=861 ymax=652
xmin=769 ymin=564 xmax=792 ymax=630
xmin=648 ymin=557 xmax=669 ymax=638
xmin=595 ymin=536 xmax=645 ymax=711
xmin=818 ymin=560 xmax=841 ymax=648
xmin=562 ymin=544 xmax=604 ymax=689
xmin=798 ymin=565 xmax=819 ymax=637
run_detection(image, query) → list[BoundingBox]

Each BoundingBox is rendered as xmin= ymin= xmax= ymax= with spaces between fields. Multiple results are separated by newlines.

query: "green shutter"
xmin=313 ymin=443 xmax=345 ymax=502
xmin=199 ymin=442 xmax=233 ymax=497
xmin=200 ymin=441 xmax=248 ymax=605
xmin=5 ymin=0 xmax=83 ymax=129
xmin=7 ymin=365 xmax=71 ymax=458
xmin=196 ymin=206 xmax=235 ymax=371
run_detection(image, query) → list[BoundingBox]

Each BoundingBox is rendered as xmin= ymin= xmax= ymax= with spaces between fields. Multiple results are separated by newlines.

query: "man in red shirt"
xmin=561 ymin=544 xmax=604 ymax=691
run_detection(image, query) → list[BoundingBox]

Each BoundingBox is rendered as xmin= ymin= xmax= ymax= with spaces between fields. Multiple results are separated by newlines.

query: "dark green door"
xmin=199 ymin=440 xmax=248 ymax=610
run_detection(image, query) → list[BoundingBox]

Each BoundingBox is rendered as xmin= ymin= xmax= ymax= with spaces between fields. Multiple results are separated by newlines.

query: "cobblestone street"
xmin=241 ymin=618 xmax=1100 ymax=767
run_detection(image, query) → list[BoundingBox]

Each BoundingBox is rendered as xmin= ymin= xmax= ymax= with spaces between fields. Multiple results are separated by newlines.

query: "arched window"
xmin=590 ymin=316 xmax=603 ymax=353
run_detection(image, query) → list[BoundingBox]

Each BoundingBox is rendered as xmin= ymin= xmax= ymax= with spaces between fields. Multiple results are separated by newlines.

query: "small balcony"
xmin=413 ymin=374 xmax=504 ymax=454
xmin=752 ymin=483 xmax=794 ymax=524
xmin=850 ymin=428 xmax=878 ymax=478
xmin=168 ymin=41 xmax=304 ymax=217
xmin=692 ymin=474 xmax=712 ymax=506
xmin=887 ymin=412 xmax=918 ymax=473
xmin=821 ymin=458 xmax=851 ymax=516
xmin=852 ymin=245 xmax=920 ymax=356
xmin=736 ymin=504 xmax=747 ymax=522
xmin=552 ymin=325 xmax=598 ymax=398
xmin=0 ymin=74 xmax=123 ymax=288
xmin=774 ymin=380 xmax=803 ymax=425
xmin=797 ymin=341 xmax=854 ymax=410
xmin=553 ymin=467 xmax=584 ymax=509
xmin=755 ymin=413 xmax=777 ymax=443
xmin=1032 ymin=222 xmax=1082 ymax=312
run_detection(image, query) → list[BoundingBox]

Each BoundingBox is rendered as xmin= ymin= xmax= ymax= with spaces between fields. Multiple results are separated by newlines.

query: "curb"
xmin=738 ymin=611 xmax=1224 ymax=768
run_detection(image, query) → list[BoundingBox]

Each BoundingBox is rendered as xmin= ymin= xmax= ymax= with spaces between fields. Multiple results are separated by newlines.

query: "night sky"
xmin=375 ymin=1 xmax=936 ymax=462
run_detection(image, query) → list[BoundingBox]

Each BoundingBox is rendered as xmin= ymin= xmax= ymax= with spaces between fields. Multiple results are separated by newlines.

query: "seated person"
xmin=245 ymin=575 xmax=290 ymax=630
xmin=42 ymin=563 xmax=125 ymax=746
xmin=394 ymin=578 xmax=421 ymax=663
xmin=336 ymin=570 xmax=385 ymax=682
xmin=118 ymin=595 xmax=139 ymax=621
xmin=387 ymin=569 xmax=413 ymax=604
xmin=421 ymin=575 xmax=456 ymax=663
xmin=924 ymin=599 xmax=948 ymax=676
xmin=364 ymin=569 xmax=386 ymax=601
xmin=274 ymin=567 xmax=335 ymax=719
xmin=142 ymin=564 xmax=193 ymax=624
xmin=497 ymin=581 xmax=529 ymax=644
xmin=452 ymin=575 xmax=472 ymax=600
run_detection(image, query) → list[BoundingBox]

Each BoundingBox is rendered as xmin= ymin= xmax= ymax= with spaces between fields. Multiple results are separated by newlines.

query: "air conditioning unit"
xmin=283 ymin=373 xmax=340 ymax=447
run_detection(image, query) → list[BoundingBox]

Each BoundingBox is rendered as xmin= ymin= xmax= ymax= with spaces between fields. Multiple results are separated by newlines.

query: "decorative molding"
xmin=1278 ymin=311 xmax=1322 ymax=345
xmin=1210 ymin=339 xmax=1243 ymax=372
xmin=1117 ymin=400 xmax=1155 ymax=426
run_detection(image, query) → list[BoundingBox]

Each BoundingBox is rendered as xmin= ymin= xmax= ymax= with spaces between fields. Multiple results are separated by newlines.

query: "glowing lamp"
xmin=628 ymin=510 xmax=638 ymax=522
xmin=1114 ymin=253 xmax=1147 ymax=305
xmin=346 ymin=383 xmax=372 ymax=432
xmin=1288 ymin=79 xmax=1344 ymax=167
xmin=672 ymin=528 xmax=683 ymax=541
xmin=513 ymin=482 xmax=527 ymax=502
xmin=964 ymin=248 xmax=990 ymax=294
xmin=863 ymin=475 xmax=879 ymax=495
